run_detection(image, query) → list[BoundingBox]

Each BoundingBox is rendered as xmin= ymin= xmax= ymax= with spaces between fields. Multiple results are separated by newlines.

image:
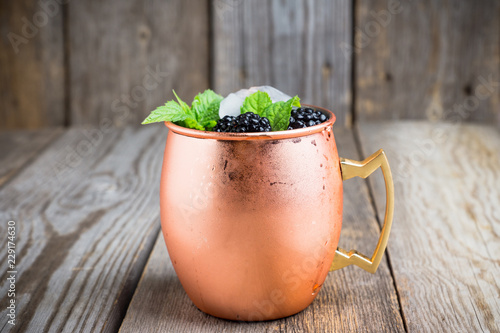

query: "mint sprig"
xmin=143 ymin=88 xmax=302 ymax=132
xmin=241 ymin=92 xmax=301 ymax=131
xmin=142 ymin=89 xmax=223 ymax=130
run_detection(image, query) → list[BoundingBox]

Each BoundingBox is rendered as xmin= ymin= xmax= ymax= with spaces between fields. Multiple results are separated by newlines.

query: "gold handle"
xmin=330 ymin=149 xmax=394 ymax=273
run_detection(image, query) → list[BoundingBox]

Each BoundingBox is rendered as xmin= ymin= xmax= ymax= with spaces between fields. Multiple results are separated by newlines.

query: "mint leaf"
xmin=241 ymin=91 xmax=272 ymax=116
xmin=203 ymin=120 xmax=218 ymax=130
xmin=141 ymin=101 xmax=188 ymax=124
xmin=192 ymin=90 xmax=223 ymax=126
xmin=192 ymin=90 xmax=223 ymax=120
xmin=199 ymin=100 xmax=222 ymax=128
xmin=262 ymin=96 xmax=300 ymax=131
xmin=261 ymin=102 xmax=286 ymax=131
xmin=142 ymin=90 xmax=206 ymax=130
xmin=183 ymin=118 xmax=205 ymax=131
xmin=173 ymin=90 xmax=193 ymax=117
xmin=289 ymin=96 xmax=301 ymax=108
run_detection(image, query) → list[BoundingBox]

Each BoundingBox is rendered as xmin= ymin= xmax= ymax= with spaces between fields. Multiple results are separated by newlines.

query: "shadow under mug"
xmin=159 ymin=106 xmax=394 ymax=321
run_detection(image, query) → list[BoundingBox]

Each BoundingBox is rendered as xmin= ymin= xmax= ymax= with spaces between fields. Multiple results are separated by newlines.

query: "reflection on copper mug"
xmin=160 ymin=106 xmax=394 ymax=321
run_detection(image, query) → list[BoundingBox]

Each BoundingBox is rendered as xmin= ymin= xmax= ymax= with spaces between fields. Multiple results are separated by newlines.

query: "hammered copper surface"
xmin=160 ymin=108 xmax=343 ymax=321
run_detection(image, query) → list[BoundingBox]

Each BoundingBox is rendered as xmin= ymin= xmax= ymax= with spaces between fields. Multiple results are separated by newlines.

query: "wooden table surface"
xmin=0 ymin=122 xmax=499 ymax=332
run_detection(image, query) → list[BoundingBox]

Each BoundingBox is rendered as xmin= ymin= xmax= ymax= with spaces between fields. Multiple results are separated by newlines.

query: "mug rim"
xmin=164 ymin=105 xmax=336 ymax=141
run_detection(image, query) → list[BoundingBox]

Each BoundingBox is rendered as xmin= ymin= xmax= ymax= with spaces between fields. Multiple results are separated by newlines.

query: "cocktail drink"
xmin=143 ymin=87 xmax=394 ymax=321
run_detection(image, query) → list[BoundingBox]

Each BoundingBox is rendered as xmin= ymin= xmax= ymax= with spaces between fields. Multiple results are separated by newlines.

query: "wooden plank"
xmin=0 ymin=0 xmax=65 ymax=129
xmin=0 ymin=129 xmax=63 ymax=187
xmin=355 ymin=0 xmax=500 ymax=123
xmin=0 ymin=122 xmax=57 ymax=333
xmin=213 ymin=0 xmax=353 ymax=127
xmin=0 ymin=125 xmax=168 ymax=332
xmin=358 ymin=121 xmax=500 ymax=332
xmin=119 ymin=127 xmax=405 ymax=332
xmin=69 ymin=0 xmax=209 ymax=126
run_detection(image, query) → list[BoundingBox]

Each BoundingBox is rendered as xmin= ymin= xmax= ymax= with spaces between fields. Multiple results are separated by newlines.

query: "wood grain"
xmin=355 ymin=0 xmax=500 ymax=122
xmin=68 ymin=0 xmax=209 ymax=127
xmin=0 ymin=129 xmax=63 ymax=187
xmin=358 ymin=122 xmax=500 ymax=332
xmin=213 ymin=0 xmax=353 ymax=127
xmin=119 ymin=127 xmax=405 ymax=332
xmin=0 ymin=0 xmax=65 ymax=129
xmin=0 ymin=125 xmax=168 ymax=332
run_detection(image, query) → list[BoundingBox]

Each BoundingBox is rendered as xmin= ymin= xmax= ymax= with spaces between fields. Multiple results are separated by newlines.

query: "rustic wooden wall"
xmin=68 ymin=0 xmax=209 ymax=127
xmin=1 ymin=0 xmax=499 ymax=129
xmin=355 ymin=0 xmax=500 ymax=123
xmin=213 ymin=0 xmax=353 ymax=127
xmin=0 ymin=0 xmax=65 ymax=129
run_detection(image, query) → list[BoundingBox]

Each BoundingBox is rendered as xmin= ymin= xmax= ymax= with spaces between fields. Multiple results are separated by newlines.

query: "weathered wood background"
xmin=1 ymin=0 xmax=499 ymax=129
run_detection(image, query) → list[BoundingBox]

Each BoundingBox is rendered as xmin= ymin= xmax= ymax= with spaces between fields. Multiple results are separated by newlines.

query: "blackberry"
xmin=213 ymin=115 xmax=236 ymax=132
xmin=213 ymin=112 xmax=272 ymax=133
xmin=287 ymin=107 xmax=327 ymax=130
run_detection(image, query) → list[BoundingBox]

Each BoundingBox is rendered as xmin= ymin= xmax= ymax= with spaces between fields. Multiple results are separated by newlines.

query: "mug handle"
xmin=330 ymin=149 xmax=394 ymax=274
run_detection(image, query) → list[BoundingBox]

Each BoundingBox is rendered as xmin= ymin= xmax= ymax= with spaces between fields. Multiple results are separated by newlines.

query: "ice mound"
xmin=219 ymin=86 xmax=292 ymax=118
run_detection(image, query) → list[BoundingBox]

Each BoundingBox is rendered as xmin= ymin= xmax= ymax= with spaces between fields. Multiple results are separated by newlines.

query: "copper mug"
xmin=160 ymin=106 xmax=394 ymax=321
